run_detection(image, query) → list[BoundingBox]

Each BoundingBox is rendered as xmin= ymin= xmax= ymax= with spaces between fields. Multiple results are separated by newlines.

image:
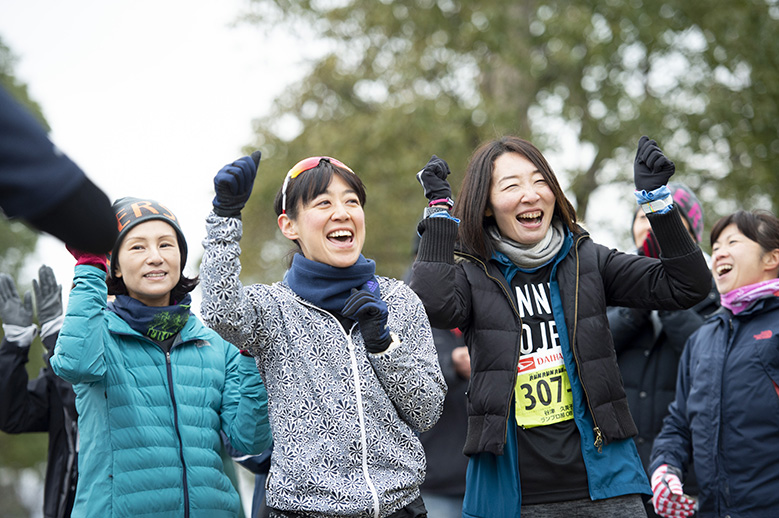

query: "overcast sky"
xmin=1 ymin=0 xmax=307 ymax=310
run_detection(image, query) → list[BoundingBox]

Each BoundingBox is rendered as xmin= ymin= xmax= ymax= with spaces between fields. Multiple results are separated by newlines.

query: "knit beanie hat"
xmin=110 ymin=197 xmax=188 ymax=278
xmin=667 ymin=182 xmax=704 ymax=244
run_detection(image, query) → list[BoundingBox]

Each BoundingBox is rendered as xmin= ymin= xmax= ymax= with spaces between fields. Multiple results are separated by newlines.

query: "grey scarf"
xmin=487 ymin=219 xmax=565 ymax=269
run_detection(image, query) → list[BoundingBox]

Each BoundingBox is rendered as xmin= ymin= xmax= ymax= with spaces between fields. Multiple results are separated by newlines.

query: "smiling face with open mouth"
xmin=278 ymin=174 xmax=366 ymax=268
xmin=485 ymin=152 xmax=556 ymax=246
xmin=711 ymin=222 xmax=779 ymax=294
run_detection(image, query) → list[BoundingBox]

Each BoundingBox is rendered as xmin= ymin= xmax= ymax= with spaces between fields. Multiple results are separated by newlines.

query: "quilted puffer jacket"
xmin=51 ymin=265 xmax=272 ymax=518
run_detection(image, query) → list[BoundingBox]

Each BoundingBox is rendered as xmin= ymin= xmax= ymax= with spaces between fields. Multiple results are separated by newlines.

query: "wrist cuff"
xmin=423 ymin=206 xmax=449 ymax=219
xmin=647 ymin=207 xmax=698 ymax=257
xmin=428 ymin=197 xmax=454 ymax=208
xmin=416 ymin=217 xmax=458 ymax=264
xmin=635 ymin=185 xmax=672 ymax=205
xmin=2 ymin=324 xmax=38 ymax=346
xmin=640 ymin=196 xmax=674 ymax=215
xmin=212 ymin=206 xmax=243 ymax=219
xmin=41 ymin=314 xmax=65 ymax=340
xmin=368 ymin=332 xmax=401 ymax=356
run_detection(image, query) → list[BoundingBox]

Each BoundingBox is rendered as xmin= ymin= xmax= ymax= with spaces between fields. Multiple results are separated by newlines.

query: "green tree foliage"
xmin=237 ymin=0 xmax=777 ymax=280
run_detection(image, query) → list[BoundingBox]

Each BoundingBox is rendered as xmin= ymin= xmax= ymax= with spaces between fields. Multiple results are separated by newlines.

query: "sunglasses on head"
xmin=281 ymin=156 xmax=355 ymax=214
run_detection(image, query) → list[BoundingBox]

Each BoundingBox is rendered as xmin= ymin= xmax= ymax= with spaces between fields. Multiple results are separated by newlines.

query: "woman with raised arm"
xmin=650 ymin=209 xmax=779 ymax=518
xmin=51 ymin=196 xmax=271 ymax=518
xmin=409 ymin=136 xmax=711 ymax=518
xmin=200 ymin=153 xmax=446 ymax=518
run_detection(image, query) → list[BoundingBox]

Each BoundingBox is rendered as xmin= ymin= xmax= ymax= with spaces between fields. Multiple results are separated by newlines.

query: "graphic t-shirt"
xmin=509 ymin=263 xmax=589 ymax=504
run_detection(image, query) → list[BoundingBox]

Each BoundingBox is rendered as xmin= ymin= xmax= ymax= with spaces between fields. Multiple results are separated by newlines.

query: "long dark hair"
xmin=453 ymin=136 xmax=578 ymax=259
xmin=711 ymin=210 xmax=779 ymax=257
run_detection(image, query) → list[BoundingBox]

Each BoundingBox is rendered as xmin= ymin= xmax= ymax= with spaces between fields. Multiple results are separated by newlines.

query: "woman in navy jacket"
xmin=650 ymin=209 xmax=779 ymax=518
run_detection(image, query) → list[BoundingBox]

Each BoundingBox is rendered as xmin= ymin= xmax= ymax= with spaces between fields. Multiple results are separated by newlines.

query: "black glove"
xmin=634 ymin=136 xmax=675 ymax=192
xmin=0 ymin=274 xmax=33 ymax=327
xmin=342 ymin=285 xmax=391 ymax=353
xmin=213 ymin=151 xmax=262 ymax=217
xmin=638 ymin=230 xmax=662 ymax=259
xmin=416 ymin=155 xmax=452 ymax=204
xmin=32 ymin=265 xmax=63 ymax=325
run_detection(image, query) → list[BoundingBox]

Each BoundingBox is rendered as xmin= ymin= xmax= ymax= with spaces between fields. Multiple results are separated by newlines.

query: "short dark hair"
xmin=453 ymin=136 xmax=578 ymax=259
xmin=273 ymin=159 xmax=367 ymax=221
xmin=710 ymin=209 xmax=779 ymax=254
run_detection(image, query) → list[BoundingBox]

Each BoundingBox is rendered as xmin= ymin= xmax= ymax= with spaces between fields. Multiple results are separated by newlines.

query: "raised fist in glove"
xmin=416 ymin=155 xmax=453 ymax=205
xmin=0 ymin=274 xmax=33 ymax=328
xmin=33 ymin=265 xmax=62 ymax=326
xmin=213 ymin=151 xmax=262 ymax=217
xmin=651 ymin=464 xmax=697 ymax=518
xmin=634 ymin=136 xmax=675 ymax=192
xmin=342 ymin=283 xmax=392 ymax=353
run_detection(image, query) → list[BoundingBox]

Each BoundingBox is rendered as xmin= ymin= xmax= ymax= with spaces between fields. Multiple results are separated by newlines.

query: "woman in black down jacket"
xmin=409 ymin=136 xmax=711 ymax=518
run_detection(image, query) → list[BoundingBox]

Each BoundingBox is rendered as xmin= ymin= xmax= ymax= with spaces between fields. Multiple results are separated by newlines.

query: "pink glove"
xmin=66 ymin=245 xmax=108 ymax=272
xmin=651 ymin=464 xmax=697 ymax=517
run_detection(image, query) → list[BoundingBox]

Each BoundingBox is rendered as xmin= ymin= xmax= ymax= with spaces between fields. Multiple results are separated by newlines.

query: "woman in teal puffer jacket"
xmin=51 ymin=196 xmax=272 ymax=518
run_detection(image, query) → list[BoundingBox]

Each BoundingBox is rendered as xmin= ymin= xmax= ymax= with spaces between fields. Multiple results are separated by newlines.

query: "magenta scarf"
xmin=720 ymin=278 xmax=779 ymax=314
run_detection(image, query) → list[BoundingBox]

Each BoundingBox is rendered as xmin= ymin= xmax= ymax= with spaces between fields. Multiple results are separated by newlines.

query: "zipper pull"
xmin=593 ymin=427 xmax=603 ymax=453
xmin=166 ymin=351 xmax=171 ymax=364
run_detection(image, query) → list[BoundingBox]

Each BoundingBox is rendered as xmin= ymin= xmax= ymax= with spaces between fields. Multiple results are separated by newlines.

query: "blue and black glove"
xmin=213 ymin=151 xmax=262 ymax=218
xmin=416 ymin=154 xmax=453 ymax=206
xmin=634 ymin=136 xmax=675 ymax=192
xmin=342 ymin=283 xmax=392 ymax=353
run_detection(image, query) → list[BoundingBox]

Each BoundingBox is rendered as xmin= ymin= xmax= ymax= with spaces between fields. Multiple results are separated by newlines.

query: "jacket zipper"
xmin=295 ymin=296 xmax=381 ymax=518
xmin=165 ymin=349 xmax=190 ymax=518
xmin=569 ymin=234 xmax=603 ymax=452
xmin=110 ymin=329 xmax=193 ymax=515
xmin=346 ymin=334 xmax=381 ymax=518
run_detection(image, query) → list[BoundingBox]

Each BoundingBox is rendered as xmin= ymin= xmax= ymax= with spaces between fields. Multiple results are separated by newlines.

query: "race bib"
xmin=514 ymin=345 xmax=574 ymax=428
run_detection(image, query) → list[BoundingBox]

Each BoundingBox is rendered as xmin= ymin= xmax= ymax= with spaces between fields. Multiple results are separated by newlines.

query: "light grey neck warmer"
xmin=487 ymin=219 xmax=565 ymax=269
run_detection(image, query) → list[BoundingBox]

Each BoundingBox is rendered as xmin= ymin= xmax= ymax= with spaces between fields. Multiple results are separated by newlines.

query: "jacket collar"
xmin=106 ymin=310 xmax=211 ymax=345
xmin=711 ymin=294 xmax=779 ymax=321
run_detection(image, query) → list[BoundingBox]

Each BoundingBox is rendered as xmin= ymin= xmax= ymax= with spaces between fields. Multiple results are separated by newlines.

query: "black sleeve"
xmin=28 ymin=175 xmax=118 ymax=254
xmin=647 ymin=206 xmax=698 ymax=258
xmin=0 ymin=337 xmax=50 ymax=433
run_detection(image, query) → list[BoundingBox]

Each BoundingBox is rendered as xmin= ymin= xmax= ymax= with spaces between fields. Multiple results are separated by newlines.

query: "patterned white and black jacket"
xmin=200 ymin=213 xmax=446 ymax=518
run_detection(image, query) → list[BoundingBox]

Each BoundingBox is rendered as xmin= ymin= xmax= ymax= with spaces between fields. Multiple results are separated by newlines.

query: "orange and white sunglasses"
xmin=281 ymin=156 xmax=355 ymax=214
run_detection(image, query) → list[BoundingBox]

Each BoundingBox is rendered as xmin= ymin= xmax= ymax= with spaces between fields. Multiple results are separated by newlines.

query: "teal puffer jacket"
xmin=51 ymin=265 xmax=272 ymax=518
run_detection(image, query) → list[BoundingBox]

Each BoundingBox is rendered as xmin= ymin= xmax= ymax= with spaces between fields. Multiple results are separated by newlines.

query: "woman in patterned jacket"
xmin=200 ymin=153 xmax=446 ymax=518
